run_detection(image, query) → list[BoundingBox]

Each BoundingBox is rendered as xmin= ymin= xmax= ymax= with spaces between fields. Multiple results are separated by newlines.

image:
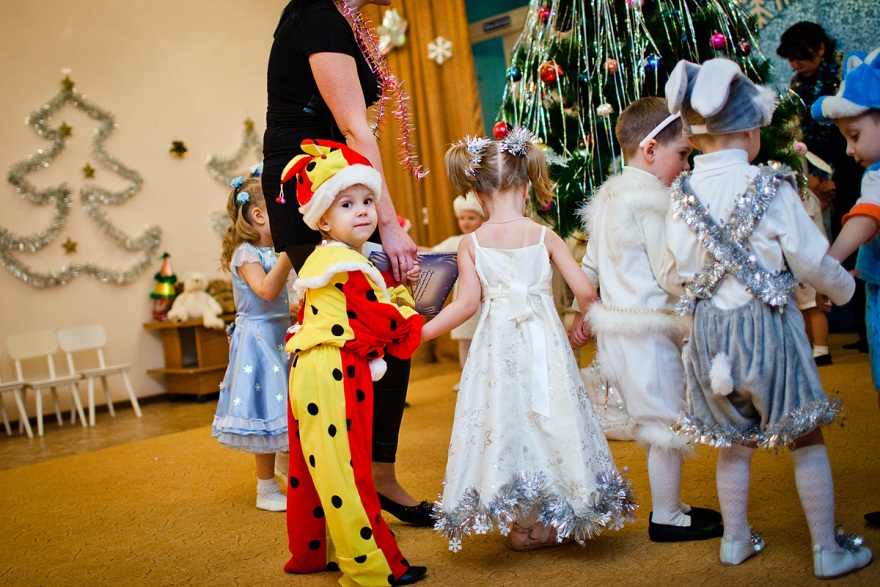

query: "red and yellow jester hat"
xmin=280 ymin=139 xmax=382 ymax=230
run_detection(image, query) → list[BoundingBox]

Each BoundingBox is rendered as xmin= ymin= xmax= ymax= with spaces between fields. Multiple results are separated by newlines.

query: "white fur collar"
xmin=579 ymin=167 xmax=671 ymax=236
xmin=293 ymin=245 xmax=389 ymax=303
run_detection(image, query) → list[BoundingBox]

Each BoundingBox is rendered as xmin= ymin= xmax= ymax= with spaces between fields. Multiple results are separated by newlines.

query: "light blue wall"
xmin=465 ymin=0 xmax=530 ymax=135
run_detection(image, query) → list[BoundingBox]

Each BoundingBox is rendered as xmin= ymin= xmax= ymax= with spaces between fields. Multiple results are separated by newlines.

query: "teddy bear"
xmin=207 ymin=277 xmax=235 ymax=314
xmin=167 ymin=272 xmax=225 ymax=329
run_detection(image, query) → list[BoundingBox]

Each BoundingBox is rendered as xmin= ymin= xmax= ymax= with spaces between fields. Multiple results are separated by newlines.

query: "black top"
xmin=263 ymin=0 xmax=380 ymax=251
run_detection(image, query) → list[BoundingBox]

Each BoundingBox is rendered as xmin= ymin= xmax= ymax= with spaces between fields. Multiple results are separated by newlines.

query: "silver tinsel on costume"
xmin=671 ymin=396 xmax=841 ymax=449
xmin=671 ymin=163 xmax=798 ymax=315
xmin=433 ymin=470 xmax=636 ymax=550
xmin=835 ymin=528 xmax=866 ymax=553
xmin=1 ymin=75 xmax=161 ymax=287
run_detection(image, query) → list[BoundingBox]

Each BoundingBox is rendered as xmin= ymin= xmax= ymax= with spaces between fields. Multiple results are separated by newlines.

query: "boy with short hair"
xmin=571 ymin=96 xmax=723 ymax=542
xmin=812 ymin=47 xmax=880 ymax=528
xmin=664 ymin=57 xmax=870 ymax=578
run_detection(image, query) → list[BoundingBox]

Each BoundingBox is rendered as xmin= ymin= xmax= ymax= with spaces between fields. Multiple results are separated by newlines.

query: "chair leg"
xmin=70 ymin=383 xmax=87 ymax=429
xmin=12 ymin=389 xmax=33 ymax=439
xmin=121 ymin=372 xmax=143 ymax=418
xmin=88 ymin=378 xmax=96 ymax=427
xmin=50 ymin=388 xmax=63 ymax=426
xmin=36 ymin=389 xmax=44 ymax=437
xmin=100 ymin=375 xmax=115 ymax=418
xmin=1 ymin=400 xmax=11 ymax=435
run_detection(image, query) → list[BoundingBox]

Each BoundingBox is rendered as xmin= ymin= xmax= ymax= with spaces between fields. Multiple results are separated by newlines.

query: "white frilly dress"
xmin=433 ymin=228 xmax=636 ymax=551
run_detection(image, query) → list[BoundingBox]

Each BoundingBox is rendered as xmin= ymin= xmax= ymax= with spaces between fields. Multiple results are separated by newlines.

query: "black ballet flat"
xmin=377 ymin=493 xmax=435 ymax=527
xmin=391 ymin=565 xmax=427 ymax=586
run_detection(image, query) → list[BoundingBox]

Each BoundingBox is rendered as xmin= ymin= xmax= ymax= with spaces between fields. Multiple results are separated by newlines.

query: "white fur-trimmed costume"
xmin=580 ymin=167 xmax=690 ymax=451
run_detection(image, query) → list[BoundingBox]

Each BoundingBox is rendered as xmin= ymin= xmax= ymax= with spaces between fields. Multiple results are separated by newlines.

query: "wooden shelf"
xmin=143 ymin=314 xmax=233 ymax=398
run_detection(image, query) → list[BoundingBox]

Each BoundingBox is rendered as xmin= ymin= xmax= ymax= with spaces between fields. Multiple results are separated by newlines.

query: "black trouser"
xmin=286 ymin=243 xmax=410 ymax=463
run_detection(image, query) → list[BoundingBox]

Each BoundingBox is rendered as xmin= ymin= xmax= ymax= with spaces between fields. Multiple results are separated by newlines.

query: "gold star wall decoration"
xmin=61 ymin=75 xmax=75 ymax=92
xmin=58 ymin=122 xmax=73 ymax=138
xmin=82 ymin=163 xmax=95 ymax=178
xmin=62 ymin=237 xmax=78 ymax=254
xmin=169 ymin=140 xmax=188 ymax=158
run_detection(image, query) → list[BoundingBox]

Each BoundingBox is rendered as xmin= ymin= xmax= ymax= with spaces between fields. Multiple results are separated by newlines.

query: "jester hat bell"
xmin=281 ymin=139 xmax=382 ymax=230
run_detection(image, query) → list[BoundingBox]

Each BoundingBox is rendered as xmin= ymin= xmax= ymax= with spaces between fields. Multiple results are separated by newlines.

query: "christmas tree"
xmin=1 ymin=72 xmax=162 ymax=287
xmin=498 ymin=0 xmax=799 ymax=237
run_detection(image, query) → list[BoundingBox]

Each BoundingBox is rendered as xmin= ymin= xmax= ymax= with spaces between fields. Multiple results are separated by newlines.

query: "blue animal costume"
xmin=212 ymin=243 xmax=291 ymax=453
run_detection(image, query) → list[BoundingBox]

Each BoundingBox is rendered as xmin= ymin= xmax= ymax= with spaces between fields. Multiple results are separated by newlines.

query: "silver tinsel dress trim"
xmin=671 ymin=163 xmax=799 ymax=315
xmin=433 ymin=470 xmax=637 ymax=551
xmin=672 ymin=396 xmax=841 ymax=449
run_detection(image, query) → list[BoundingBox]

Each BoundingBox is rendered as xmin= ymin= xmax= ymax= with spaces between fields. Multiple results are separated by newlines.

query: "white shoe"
xmin=813 ymin=544 xmax=872 ymax=579
xmin=256 ymin=490 xmax=287 ymax=512
xmin=720 ymin=531 xmax=765 ymax=566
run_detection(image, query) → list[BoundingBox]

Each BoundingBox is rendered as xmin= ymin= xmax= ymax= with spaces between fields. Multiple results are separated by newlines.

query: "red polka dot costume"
xmin=281 ymin=140 xmax=423 ymax=586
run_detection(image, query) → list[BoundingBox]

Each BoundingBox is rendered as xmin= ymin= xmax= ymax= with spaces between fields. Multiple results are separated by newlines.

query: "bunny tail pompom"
xmin=754 ymin=85 xmax=779 ymax=127
xmin=710 ymin=353 xmax=734 ymax=396
xmin=369 ymin=358 xmax=387 ymax=381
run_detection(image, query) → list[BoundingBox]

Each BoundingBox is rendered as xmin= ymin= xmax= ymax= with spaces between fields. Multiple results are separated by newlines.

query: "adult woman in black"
xmin=263 ymin=0 xmax=432 ymax=526
xmin=777 ymin=21 xmax=868 ymax=353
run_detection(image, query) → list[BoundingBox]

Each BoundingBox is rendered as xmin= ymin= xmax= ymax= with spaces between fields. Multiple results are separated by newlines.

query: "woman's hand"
xmin=379 ymin=220 xmax=418 ymax=284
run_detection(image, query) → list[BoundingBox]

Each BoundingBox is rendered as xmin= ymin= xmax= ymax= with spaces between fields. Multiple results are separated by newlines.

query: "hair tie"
xmin=455 ymin=135 xmax=491 ymax=176
xmin=230 ymin=176 xmax=244 ymax=189
xmin=499 ymin=127 xmax=538 ymax=157
xmin=638 ymin=113 xmax=681 ymax=147
xmin=236 ymin=191 xmax=250 ymax=205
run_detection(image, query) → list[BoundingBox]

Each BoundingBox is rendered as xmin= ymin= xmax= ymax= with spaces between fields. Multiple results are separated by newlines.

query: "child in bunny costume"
xmin=663 ymin=57 xmax=872 ymax=578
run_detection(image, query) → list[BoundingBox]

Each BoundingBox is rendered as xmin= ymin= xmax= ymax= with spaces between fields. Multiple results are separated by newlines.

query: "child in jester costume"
xmin=280 ymin=139 xmax=426 ymax=586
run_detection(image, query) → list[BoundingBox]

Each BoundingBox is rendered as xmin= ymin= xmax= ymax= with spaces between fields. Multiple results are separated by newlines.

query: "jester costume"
xmin=284 ymin=242 xmax=422 ymax=587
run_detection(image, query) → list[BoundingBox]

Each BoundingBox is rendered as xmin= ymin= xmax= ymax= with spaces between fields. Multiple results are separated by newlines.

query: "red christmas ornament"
xmin=539 ymin=60 xmax=564 ymax=84
xmin=709 ymin=31 xmax=727 ymax=50
xmin=737 ymin=40 xmax=752 ymax=57
xmin=604 ymin=59 xmax=619 ymax=74
xmin=493 ymin=121 xmax=509 ymax=139
xmin=537 ymin=6 xmax=551 ymax=22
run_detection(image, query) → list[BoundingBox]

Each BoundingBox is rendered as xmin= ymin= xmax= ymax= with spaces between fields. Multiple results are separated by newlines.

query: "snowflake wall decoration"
xmin=428 ymin=36 xmax=453 ymax=65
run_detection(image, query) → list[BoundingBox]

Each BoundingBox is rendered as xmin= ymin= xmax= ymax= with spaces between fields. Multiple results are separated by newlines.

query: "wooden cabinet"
xmin=143 ymin=315 xmax=233 ymax=399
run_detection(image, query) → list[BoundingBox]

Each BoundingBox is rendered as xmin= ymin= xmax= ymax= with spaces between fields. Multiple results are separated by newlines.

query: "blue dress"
xmin=212 ymin=243 xmax=291 ymax=453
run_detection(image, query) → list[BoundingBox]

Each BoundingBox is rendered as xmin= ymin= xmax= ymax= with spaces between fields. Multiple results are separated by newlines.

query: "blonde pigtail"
xmin=444 ymin=143 xmax=480 ymax=196
xmin=219 ymin=178 xmax=264 ymax=271
xmin=525 ymin=141 xmax=555 ymax=206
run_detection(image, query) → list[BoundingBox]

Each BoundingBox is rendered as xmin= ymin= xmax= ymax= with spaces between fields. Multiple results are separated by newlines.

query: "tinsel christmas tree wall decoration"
xmin=499 ymin=0 xmax=799 ymax=237
xmin=1 ymin=71 xmax=162 ymax=287
xmin=205 ymin=118 xmax=263 ymax=186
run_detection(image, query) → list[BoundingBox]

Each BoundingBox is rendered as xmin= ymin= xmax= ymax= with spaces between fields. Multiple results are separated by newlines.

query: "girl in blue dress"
xmin=213 ymin=176 xmax=294 ymax=511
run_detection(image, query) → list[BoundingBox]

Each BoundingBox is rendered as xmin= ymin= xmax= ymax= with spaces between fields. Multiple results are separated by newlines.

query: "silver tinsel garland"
xmin=1 ymin=75 xmax=161 ymax=287
xmin=671 ymin=163 xmax=799 ymax=315
xmin=433 ymin=470 xmax=636 ymax=551
xmin=204 ymin=119 xmax=263 ymax=186
xmin=672 ymin=396 xmax=841 ymax=450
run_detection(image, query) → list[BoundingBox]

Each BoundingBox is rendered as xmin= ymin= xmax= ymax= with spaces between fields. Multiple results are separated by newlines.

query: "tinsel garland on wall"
xmin=1 ymin=72 xmax=161 ymax=288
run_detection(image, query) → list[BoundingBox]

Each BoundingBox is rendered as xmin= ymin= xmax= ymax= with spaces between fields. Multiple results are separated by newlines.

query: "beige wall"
xmin=0 ymin=1 xmax=288 ymax=413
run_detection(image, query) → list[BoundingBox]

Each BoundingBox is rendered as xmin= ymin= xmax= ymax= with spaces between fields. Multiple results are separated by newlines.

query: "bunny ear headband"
xmin=665 ymin=57 xmax=777 ymax=136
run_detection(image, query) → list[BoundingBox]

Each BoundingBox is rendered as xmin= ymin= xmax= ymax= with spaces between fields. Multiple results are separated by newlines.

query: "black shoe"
xmin=686 ymin=506 xmax=722 ymax=524
xmin=391 ymin=566 xmax=427 ymax=586
xmin=866 ymin=511 xmax=880 ymax=528
xmin=377 ymin=494 xmax=435 ymax=526
xmin=648 ymin=512 xmax=724 ymax=542
xmin=814 ymin=354 xmax=833 ymax=366
xmin=843 ymin=340 xmax=870 ymax=353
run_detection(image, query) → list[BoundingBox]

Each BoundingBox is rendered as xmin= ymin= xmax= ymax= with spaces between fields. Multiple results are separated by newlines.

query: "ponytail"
xmin=220 ymin=178 xmax=265 ymax=271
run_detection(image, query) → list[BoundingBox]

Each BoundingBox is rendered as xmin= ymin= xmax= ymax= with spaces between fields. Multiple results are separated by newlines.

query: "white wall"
xmin=0 ymin=1 xmax=287 ymax=413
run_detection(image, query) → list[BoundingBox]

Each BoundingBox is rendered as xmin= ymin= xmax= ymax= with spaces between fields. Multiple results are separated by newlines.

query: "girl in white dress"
xmin=421 ymin=129 xmax=636 ymax=553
